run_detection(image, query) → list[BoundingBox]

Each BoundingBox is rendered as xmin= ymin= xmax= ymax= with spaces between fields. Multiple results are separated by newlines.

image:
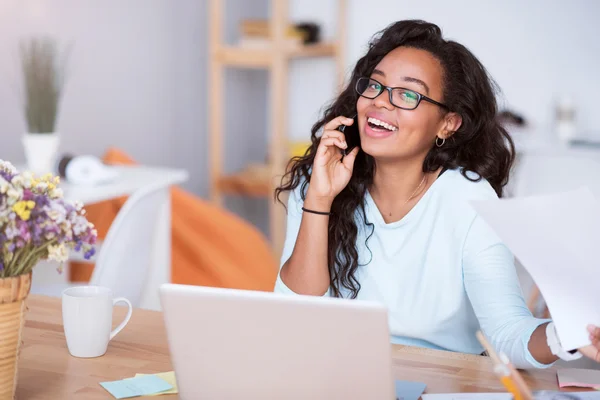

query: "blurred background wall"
xmin=1 ymin=0 xmax=600 ymax=235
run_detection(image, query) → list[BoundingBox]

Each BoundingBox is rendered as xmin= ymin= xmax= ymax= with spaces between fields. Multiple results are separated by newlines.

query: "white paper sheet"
xmin=470 ymin=186 xmax=600 ymax=351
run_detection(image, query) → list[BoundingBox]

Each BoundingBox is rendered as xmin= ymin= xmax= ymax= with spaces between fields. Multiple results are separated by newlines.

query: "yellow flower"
xmin=12 ymin=200 xmax=35 ymax=221
xmin=12 ymin=203 xmax=30 ymax=221
xmin=29 ymin=173 xmax=61 ymax=193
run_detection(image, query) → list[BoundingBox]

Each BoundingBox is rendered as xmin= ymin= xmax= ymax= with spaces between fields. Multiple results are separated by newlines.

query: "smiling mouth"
xmin=367 ymin=117 xmax=398 ymax=132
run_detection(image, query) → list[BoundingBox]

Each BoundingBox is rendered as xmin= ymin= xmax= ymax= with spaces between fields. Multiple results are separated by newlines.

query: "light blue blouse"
xmin=274 ymin=169 xmax=552 ymax=369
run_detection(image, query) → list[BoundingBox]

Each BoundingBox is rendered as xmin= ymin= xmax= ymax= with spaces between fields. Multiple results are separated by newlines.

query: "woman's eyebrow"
xmin=372 ymin=68 xmax=385 ymax=77
xmin=401 ymin=76 xmax=430 ymax=95
xmin=371 ymin=69 xmax=430 ymax=95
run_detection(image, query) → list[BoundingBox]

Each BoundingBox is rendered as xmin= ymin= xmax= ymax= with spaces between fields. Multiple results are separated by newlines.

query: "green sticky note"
xmin=100 ymin=375 xmax=173 ymax=399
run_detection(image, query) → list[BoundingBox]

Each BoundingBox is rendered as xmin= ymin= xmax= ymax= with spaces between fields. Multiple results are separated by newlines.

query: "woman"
xmin=274 ymin=20 xmax=600 ymax=369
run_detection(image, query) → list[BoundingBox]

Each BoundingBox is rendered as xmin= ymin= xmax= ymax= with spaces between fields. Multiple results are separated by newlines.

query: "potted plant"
xmin=20 ymin=37 xmax=68 ymax=175
xmin=0 ymin=160 xmax=97 ymax=398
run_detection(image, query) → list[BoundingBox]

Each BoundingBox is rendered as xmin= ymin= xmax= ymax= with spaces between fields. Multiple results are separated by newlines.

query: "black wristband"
xmin=301 ymin=207 xmax=331 ymax=216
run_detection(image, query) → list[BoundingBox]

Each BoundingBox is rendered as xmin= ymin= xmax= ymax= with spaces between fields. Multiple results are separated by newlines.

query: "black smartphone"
xmin=337 ymin=114 xmax=360 ymax=155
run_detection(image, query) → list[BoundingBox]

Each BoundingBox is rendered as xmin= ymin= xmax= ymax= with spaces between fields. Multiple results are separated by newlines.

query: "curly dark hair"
xmin=275 ymin=20 xmax=515 ymax=299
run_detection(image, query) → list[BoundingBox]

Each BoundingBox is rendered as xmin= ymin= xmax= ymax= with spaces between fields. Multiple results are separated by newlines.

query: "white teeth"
xmin=367 ymin=117 xmax=397 ymax=131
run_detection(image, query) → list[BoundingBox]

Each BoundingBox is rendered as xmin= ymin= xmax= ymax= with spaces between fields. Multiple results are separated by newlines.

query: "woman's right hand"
xmin=306 ymin=116 xmax=360 ymax=210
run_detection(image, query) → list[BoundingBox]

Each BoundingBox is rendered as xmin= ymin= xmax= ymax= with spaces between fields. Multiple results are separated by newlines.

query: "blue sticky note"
xmin=100 ymin=375 xmax=173 ymax=399
xmin=395 ymin=380 xmax=427 ymax=400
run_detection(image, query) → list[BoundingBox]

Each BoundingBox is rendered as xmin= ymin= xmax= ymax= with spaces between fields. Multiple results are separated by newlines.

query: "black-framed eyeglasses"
xmin=355 ymin=77 xmax=449 ymax=111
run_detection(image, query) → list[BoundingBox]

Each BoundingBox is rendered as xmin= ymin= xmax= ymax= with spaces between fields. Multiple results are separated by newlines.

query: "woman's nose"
xmin=373 ymin=89 xmax=395 ymax=110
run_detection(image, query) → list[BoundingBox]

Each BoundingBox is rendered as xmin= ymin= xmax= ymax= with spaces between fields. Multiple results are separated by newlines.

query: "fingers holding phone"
xmin=317 ymin=117 xmax=350 ymax=154
xmin=307 ymin=116 xmax=360 ymax=205
xmin=336 ymin=114 xmax=361 ymax=156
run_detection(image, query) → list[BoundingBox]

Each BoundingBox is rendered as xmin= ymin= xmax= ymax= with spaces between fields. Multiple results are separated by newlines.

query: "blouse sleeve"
xmin=273 ymin=184 xmax=303 ymax=294
xmin=463 ymin=214 xmax=553 ymax=369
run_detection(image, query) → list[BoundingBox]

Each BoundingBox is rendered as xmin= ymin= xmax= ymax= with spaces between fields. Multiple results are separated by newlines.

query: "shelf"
xmin=208 ymin=0 xmax=346 ymax=255
xmin=215 ymin=42 xmax=338 ymax=68
xmin=287 ymin=42 xmax=338 ymax=58
xmin=216 ymin=164 xmax=273 ymax=197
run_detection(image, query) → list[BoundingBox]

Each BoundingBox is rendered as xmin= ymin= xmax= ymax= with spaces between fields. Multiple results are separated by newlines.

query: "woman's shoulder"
xmin=438 ymin=168 xmax=499 ymax=203
xmin=432 ymin=169 xmax=500 ymax=237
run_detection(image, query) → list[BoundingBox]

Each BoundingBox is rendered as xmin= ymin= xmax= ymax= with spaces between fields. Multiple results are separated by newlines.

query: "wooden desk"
xmin=17 ymin=295 xmax=566 ymax=399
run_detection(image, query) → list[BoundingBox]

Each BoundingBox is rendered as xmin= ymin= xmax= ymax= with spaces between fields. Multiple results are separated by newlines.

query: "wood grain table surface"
xmin=16 ymin=295 xmax=575 ymax=399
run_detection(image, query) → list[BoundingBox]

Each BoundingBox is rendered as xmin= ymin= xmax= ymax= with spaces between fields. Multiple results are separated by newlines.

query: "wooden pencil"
xmin=476 ymin=330 xmax=534 ymax=400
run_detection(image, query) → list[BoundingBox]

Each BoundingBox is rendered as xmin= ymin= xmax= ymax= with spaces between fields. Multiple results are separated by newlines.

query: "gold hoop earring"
xmin=436 ymin=137 xmax=446 ymax=147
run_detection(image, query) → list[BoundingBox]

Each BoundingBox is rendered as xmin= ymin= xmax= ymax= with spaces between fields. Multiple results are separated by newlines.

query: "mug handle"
xmin=110 ymin=297 xmax=133 ymax=341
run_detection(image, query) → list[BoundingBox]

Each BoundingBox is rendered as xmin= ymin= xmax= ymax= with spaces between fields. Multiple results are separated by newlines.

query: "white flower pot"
xmin=21 ymin=132 xmax=60 ymax=175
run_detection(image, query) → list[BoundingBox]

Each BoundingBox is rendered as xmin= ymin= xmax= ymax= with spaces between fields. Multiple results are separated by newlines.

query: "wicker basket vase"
xmin=0 ymin=273 xmax=32 ymax=400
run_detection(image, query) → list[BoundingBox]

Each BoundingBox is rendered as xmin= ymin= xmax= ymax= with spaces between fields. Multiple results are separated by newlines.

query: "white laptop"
xmin=159 ymin=283 xmax=395 ymax=400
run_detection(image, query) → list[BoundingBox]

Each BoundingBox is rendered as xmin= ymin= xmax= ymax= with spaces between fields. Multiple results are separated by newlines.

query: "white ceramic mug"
xmin=62 ymin=286 xmax=133 ymax=358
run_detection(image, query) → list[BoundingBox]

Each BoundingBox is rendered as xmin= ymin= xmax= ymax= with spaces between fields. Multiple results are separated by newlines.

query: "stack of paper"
xmin=471 ymin=187 xmax=600 ymax=351
xmin=558 ymin=368 xmax=600 ymax=389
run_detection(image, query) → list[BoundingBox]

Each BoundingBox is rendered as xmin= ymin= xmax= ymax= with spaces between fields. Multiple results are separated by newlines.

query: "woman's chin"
xmin=360 ymin=142 xmax=401 ymax=159
xmin=360 ymin=139 xmax=424 ymax=161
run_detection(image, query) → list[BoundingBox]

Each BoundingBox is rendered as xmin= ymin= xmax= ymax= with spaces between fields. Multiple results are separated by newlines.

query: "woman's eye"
xmin=401 ymin=91 xmax=418 ymax=103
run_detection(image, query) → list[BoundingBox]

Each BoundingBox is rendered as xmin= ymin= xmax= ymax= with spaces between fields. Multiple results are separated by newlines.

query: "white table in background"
xmin=61 ymin=165 xmax=189 ymax=205
xmin=512 ymin=132 xmax=600 ymax=161
xmin=507 ymin=131 xmax=600 ymax=198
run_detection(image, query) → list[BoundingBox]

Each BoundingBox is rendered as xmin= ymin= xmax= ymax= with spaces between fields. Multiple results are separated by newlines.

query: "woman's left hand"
xmin=579 ymin=325 xmax=600 ymax=362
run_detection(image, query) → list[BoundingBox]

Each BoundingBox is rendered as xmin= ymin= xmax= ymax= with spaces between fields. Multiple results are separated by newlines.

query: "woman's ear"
xmin=439 ymin=112 xmax=462 ymax=139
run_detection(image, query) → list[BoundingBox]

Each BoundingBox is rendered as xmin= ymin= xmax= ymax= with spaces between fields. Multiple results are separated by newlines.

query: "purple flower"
xmin=31 ymin=224 xmax=43 ymax=245
xmin=0 ymin=165 xmax=99 ymax=278
xmin=64 ymin=203 xmax=75 ymax=214
xmin=35 ymin=194 xmax=50 ymax=208
xmin=0 ymin=169 xmax=13 ymax=183
xmin=17 ymin=220 xmax=31 ymax=243
xmin=43 ymin=224 xmax=60 ymax=237
xmin=84 ymin=248 xmax=95 ymax=260
xmin=5 ymin=225 xmax=19 ymax=240
xmin=23 ymin=189 xmax=33 ymax=201
xmin=79 ymin=230 xmax=97 ymax=245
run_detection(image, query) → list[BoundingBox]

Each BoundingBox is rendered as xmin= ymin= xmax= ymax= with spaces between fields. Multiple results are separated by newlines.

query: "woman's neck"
xmin=370 ymin=158 xmax=429 ymax=205
xmin=369 ymin=157 xmax=441 ymax=223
